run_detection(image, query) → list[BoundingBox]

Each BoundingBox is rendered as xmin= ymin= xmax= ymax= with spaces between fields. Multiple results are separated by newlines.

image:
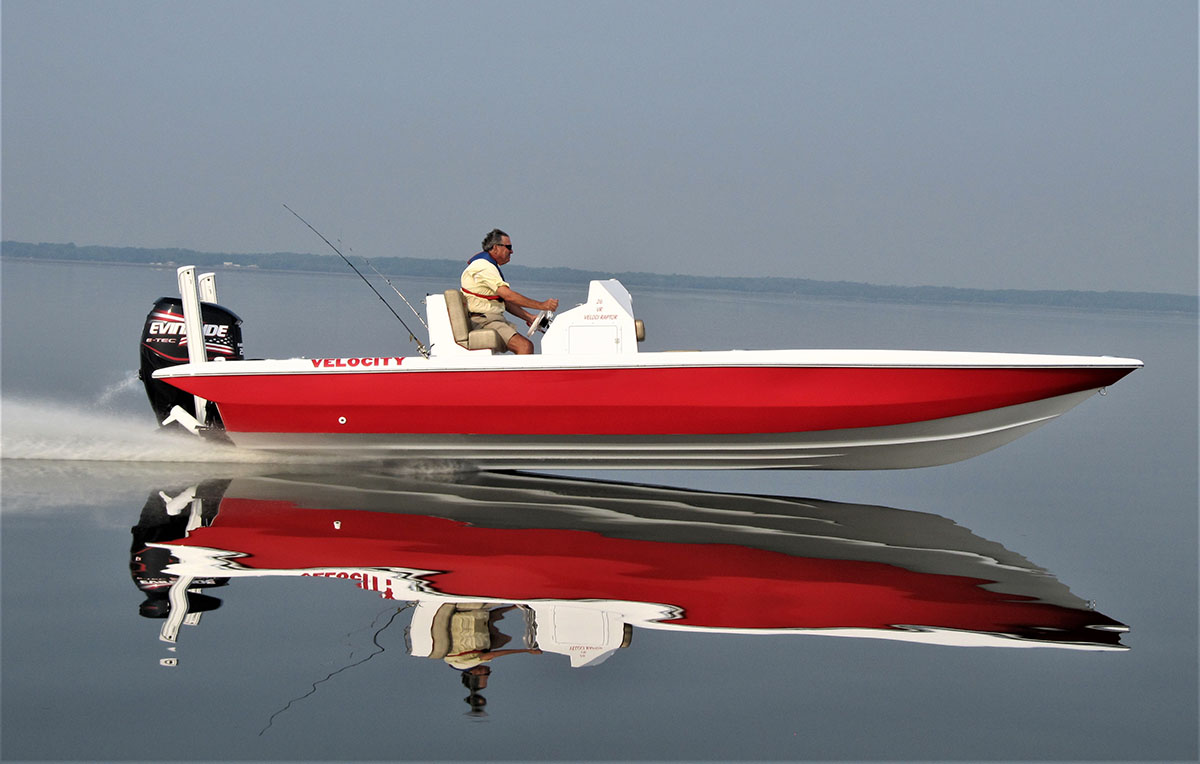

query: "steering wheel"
xmin=527 ymin=310 xmax=554 ymax=336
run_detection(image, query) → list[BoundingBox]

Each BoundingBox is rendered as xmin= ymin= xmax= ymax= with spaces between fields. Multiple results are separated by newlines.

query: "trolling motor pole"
xmin=283 ymin=205 xmax=429 ymax=358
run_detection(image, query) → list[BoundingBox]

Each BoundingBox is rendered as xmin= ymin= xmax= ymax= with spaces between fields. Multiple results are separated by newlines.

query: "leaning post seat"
xmin=443 ymin=290 xmax=507 ymax=353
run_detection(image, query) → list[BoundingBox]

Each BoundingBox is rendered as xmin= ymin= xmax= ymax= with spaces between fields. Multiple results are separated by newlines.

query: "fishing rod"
xmin=336 ymin=238 xmax=429 ymax=331
xmin=283 ymin=204 xmax=429 ymax=358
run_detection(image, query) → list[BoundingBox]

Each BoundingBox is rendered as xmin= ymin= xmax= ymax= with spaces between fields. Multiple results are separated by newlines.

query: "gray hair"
xmin=481 ymin=228 xmax=509 ymax=252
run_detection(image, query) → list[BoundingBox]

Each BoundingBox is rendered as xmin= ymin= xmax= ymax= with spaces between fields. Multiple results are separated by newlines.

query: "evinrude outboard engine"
xmin=139 ymin=297 xmax=243 ymax=428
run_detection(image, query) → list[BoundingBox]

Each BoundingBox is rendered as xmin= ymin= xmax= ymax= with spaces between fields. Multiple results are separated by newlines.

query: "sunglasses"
xmin=500 ymin=243 xmax=513 ymax=251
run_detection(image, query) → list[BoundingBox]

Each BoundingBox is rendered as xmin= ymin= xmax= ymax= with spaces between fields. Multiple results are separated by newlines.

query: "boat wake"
xmin=1 ymin=396 xmax=258 ymax=463
xmin=1 ymin=395 xmax=483 ymax=482
xmin=0 ymin=396 xmax=479 ymax=513
xmin=94 ymin=373 xmax=143 ymax=408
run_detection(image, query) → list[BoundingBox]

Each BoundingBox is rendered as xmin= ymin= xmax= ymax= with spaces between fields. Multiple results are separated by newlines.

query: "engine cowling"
xmin=138 ymin=296 xmax=243 ymax=427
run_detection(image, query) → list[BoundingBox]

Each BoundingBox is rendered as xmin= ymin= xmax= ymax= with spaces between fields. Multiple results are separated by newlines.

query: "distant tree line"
xmin=4 ymin=240 xmax=1195 ymax=314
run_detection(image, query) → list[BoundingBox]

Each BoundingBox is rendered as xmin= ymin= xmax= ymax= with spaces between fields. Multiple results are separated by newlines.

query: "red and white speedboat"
xmin=141 ymin=267 xmax=1141 ymax=469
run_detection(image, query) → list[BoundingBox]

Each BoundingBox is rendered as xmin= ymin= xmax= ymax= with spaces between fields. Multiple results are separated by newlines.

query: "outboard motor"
xmin=139 ymin=297 xmax=243 ymax=427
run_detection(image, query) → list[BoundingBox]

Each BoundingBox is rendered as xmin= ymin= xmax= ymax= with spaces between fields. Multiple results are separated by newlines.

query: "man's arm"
xmin=506 ymin=304 xmax=537 ymax=325
xmin=497 ymin=286 xmax=558 ymax=324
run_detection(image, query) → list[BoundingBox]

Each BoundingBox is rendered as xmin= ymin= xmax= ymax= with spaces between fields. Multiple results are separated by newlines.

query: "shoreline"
xmin=3 ymin=246 xmax=1195 ymax=316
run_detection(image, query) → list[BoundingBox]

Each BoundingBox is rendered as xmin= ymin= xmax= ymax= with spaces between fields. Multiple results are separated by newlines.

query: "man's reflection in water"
xmin=433 ymin=603 xmax=542 ymax=714
xmin=462 ymin=666 xmax=490 ymax=715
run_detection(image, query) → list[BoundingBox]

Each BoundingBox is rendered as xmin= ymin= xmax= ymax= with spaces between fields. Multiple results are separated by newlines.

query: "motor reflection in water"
xmin=130 ymin=469 xmax=1128 ymax=709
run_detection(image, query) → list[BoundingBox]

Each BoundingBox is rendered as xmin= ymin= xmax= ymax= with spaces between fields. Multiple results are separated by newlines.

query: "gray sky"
xmin=2 ymin=0 xmax=1195 ymax=293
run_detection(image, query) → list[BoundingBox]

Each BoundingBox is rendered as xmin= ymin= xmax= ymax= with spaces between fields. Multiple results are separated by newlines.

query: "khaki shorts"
xmin=469 ymin=313 xmax=519 ymax=345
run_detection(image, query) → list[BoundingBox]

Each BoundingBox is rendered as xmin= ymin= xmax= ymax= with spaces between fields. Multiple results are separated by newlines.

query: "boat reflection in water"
xmin=130 ymin=469 xmax=1127 ymax=703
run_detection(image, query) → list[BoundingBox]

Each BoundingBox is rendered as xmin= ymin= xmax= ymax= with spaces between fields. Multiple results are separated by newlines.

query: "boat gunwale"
xmin=154 ymin=348 xmax=1144 ymax=379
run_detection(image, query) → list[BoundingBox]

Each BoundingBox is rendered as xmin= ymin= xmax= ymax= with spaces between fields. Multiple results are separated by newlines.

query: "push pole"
xmin=198 ymin=272 xmax=218 ymax=303
xmin=176 ymin=266 xmax=210 ymax=426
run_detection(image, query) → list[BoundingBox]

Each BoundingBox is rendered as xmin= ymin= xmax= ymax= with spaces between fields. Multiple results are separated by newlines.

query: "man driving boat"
xmin=461 ymin=229 xmax=559 ymax=355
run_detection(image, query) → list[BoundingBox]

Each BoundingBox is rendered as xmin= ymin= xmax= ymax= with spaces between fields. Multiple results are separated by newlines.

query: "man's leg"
xmin=507 ymin=334 xmax=534 ymax=354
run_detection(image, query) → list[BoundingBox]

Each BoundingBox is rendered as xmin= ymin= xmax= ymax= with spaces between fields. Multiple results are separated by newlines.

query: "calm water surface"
xmin=2 ymin=259 xmax=1196 ymax=761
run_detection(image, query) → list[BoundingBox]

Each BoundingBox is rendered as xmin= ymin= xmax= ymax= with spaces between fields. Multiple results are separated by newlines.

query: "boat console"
xmin=427 ymin=279 xmax=645 ymax=357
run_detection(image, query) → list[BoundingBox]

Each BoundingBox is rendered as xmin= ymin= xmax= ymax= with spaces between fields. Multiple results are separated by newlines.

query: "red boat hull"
xmin=154 ymin=351 xmax=1140 ymax=468
xmin=168 ymin=364 xmax=1130 ymax=435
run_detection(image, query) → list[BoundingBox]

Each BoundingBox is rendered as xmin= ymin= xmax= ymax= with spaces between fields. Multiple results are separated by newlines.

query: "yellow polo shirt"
xmin=460 ymin=259 xmax=509 ymax=316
